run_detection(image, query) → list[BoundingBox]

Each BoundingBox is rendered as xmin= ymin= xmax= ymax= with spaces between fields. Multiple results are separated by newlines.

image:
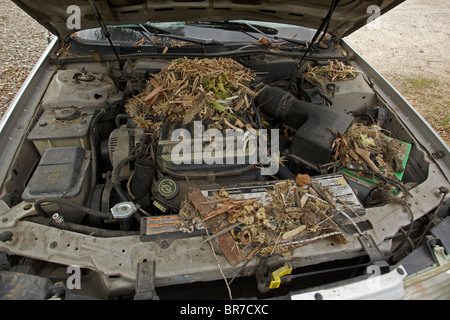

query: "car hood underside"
xmin=12 ymin=0 xmax=403 ymax=40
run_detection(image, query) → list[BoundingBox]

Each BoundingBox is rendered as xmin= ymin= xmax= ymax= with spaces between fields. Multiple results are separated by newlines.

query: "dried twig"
xmin=204 ymin=227 xmax=233 ymax=300
xmin=202 ymin=222 xmax=242 ymax=243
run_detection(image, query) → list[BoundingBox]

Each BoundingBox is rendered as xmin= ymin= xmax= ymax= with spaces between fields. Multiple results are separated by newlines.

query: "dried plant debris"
xmin=178 ymin=196 xmax=203 ymax=233
xmin=331 ymin=122 xmax=412 ymax=199
xmin=125 ymin=57 xmax=257 ymax=136
xmin=180 ymin=179 xmax=349 ymax=262
xmin=333 ymin=123 xmax=409 ymax=177
xmin=305 ymin=60 xmax=360 ymax=82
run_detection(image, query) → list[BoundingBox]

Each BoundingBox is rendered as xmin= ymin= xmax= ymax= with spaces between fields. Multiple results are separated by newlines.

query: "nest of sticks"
xmin=125 ymin=57 xmax=258 ymax=136
xmin=180 ymin=180 xmax=347 ymax=261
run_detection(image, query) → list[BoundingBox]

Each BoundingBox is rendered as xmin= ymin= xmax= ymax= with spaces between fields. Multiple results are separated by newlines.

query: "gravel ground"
xmin=347 ymin=0 xmax=450 ymax=80
xmin=346 ymin=0 xmax=450 ymax=145
xmin=0 ymin=0 xmax=48 ymax=118
xmin=0 ymin=0 xmax=448 ymax=144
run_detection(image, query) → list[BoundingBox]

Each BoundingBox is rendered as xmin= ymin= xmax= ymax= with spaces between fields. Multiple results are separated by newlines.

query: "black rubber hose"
xmin=111 ymin=135 xmax=148 ymax=202
xmin=276 ymin=165 xmax=296 ymax=180
xmin=115 ymin=113 xmax=129 ymax=128
xmin=131 ymin=159 xmax=155 ymax=201
xmin=111 ymin=153 xmax=141 ymax=202
xmin=256 ymin=86 xmax=294 ymax=119
xmin=26 ymin=216 xmax=138 ymax=237
xmin=382 ymin=204 xmax=414 ymax=261
xmin=88 ymin=109 xmax=105 ymax=206
xmin=251 ymin=101 xmax=263 ymax=130
xmin=34 ymin=198 xmax=112 ymax=219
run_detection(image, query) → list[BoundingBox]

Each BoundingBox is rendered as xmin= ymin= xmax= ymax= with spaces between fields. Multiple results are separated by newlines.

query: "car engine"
xmin=21 ymin=57 xmax=366 ymax=228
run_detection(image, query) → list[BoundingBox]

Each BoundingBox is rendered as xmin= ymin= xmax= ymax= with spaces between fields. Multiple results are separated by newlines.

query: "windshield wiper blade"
xmin=197 ymin=21 xmax=307 ymax=46
xmin=272 ymin=35 xmax=307 ymax=46
xmin=139 ymin=24 xmax=224 ymax=46
xmin=241 ymin=22 xmax=307 ymax=46
xmin=187 ymin=21 xmax=260 ymax=41
xmin=190 ymin=20 xmax=279 ymax=35
xmin=155 ymin=33 xmax=224 ymax=46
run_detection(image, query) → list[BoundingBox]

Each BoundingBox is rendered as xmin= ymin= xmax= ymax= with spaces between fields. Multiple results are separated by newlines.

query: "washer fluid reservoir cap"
xmin=55 ymin=107 xmax=80 ymax=121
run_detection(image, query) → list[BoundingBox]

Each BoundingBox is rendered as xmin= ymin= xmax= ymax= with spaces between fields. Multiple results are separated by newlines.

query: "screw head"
xmin=141 ymin=266 xmax=150 ymax=275
xmin=439 ymin=186 xmax=449 ymax=194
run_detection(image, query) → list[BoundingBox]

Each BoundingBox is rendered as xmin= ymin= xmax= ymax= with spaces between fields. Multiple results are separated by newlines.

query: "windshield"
xmin=73 ymin=21 xmax=317 ymax=43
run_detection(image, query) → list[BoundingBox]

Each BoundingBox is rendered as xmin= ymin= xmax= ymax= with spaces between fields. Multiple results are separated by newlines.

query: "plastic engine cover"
xmin=157 ymin=121 xmax=255 ymax=178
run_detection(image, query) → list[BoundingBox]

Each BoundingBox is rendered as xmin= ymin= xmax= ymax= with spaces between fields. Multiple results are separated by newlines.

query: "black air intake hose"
xmin=256 ymin=86 xmax=354 ymax=169
xmin=257 ymin=86 xmax=296 ymax=119
xmin=131 ymin=159 xmax=155 ymax=202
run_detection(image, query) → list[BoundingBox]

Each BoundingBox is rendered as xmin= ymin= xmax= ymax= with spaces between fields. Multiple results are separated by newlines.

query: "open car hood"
xmin=12 ymin=0 xmax=403 ymax=40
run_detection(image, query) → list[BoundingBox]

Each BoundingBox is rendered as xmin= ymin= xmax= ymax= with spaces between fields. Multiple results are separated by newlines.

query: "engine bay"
xmin=0 ymin=44 xmax=445 ymax=299
xmin=23 ymin=56 xmax=414 ymax=227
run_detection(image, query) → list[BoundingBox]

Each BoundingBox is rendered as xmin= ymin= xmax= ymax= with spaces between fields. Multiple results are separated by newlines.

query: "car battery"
xmin=22 ymin=146 xmax=91 ymax=223
xmin=200 ymin=174 xmax=366 ymax=216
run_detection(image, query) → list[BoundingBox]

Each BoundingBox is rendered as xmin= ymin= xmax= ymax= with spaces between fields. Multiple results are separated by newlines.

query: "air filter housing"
xmin=257 ymin=86 xmax=354 ymax=170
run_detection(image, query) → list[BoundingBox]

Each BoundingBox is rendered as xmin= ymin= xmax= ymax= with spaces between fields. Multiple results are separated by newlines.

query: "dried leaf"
xmin=295 ymin=173 xmax=310 ymax=187
xmin=282 ymin=225 xmax=306 ymax=240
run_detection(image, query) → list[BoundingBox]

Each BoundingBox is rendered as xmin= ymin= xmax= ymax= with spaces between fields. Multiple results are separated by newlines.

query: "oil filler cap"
xmin=156 ymin=176 xmax=179 ymax=200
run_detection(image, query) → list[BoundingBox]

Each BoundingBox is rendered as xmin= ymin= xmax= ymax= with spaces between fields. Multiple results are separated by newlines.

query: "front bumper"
xmin=291 ymin=265 xmax=408 ymax=300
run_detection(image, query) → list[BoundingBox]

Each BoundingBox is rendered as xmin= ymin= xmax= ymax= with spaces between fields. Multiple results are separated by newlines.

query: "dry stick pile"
xmin=305 ymin=59 xmax=361 ymax=82
xmin=330 ymin=122 xmax=412 ymax=207
xmin=332 ymin=123 xmax=409 ymax=179
xmin=303 ymin=59 xmax=362 ymax=97
xmin=180 ymin=180 xmax=347 ymax=263
xmin=125 ymin=57 xmax=257 ymax=137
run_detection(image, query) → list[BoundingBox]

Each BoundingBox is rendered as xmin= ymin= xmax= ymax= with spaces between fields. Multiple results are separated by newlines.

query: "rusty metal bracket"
xmin=358 ymin=234 xmax=384 ymax=263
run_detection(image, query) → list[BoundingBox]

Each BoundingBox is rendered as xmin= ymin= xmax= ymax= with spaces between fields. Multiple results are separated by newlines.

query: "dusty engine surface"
xmin=153 ymin=119 xmax=262 ymax=213
xmin=157 ymin=120 xmax=256 ymax=178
